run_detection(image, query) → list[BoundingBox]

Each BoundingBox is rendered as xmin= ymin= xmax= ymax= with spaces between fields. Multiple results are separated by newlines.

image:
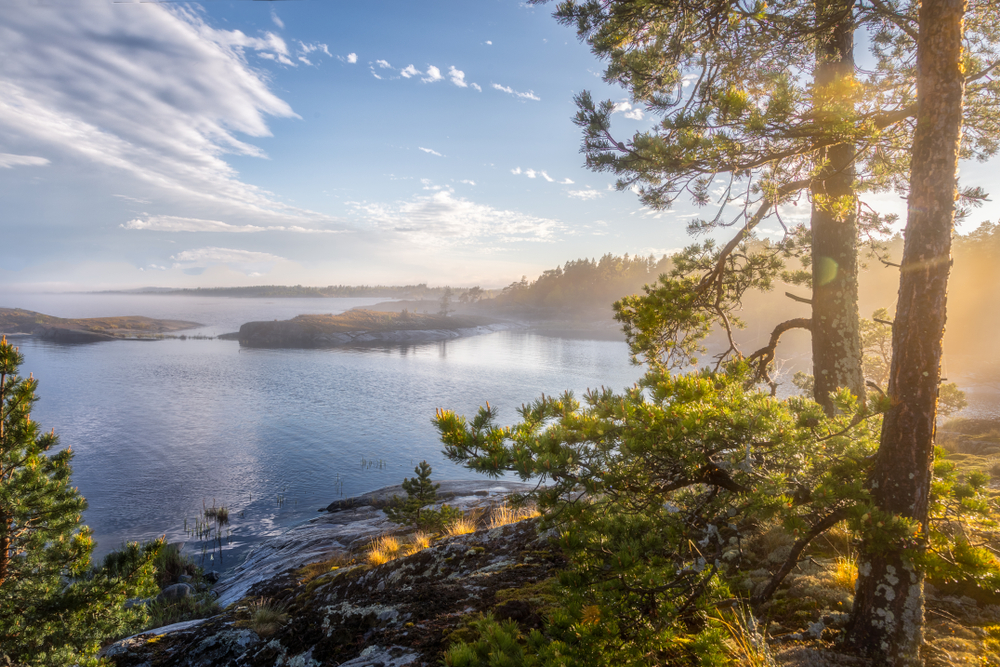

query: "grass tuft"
xmin=245 ymin=597 xmax=288 ymax=637
xmin=445 ymin=515 xmax=477 ymax=537
xmin=403 ymin=531 xmax=432 ymax=556
xmin=833 ymin=553 xmax=859 ymax=593
xmin=488 ymin=503 xmax=541 ymax=530
xmin=367 ymin=535 xmax=403 ymax=566
xmin=712 ymin=606 xmax=777 ymax=667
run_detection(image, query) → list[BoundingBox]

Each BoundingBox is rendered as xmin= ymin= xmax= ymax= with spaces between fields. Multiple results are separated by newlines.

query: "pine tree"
xmin=845 ymin=1 xmax=970 ymax=662
xmin=541 ymin=0 xmax=1000 ymax=412
xmin=0 ymin=337 xmax=158 ymax=666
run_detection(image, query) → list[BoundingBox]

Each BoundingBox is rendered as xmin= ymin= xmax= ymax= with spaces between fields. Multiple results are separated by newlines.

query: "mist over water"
xmin=8 ymin=294 xmax=642 ymax=566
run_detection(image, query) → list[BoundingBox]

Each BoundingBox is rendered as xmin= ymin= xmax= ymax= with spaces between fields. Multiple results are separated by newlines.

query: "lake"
xmin=2 ymin=293 xmax=643 ymax=566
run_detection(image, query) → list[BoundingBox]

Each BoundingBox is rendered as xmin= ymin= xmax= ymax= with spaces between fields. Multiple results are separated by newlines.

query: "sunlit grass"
xmin=403 ymin=531 xmax=432 ymax=556
xmin=488 ymin=503 xmax=540 ymax=530
xmin=833 ymin=553 xmax=859 ymax=593
xmin=367 ymin=535 xmax=402 ymax=566
xmin=445 ymin=515 xmax=477 ymax=537
xmin=712 ymin=606 xmax=777 ymax=667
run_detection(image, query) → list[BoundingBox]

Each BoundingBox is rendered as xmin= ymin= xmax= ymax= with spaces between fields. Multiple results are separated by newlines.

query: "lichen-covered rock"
xmin=105 ymin=483 xmax=562 ymax=667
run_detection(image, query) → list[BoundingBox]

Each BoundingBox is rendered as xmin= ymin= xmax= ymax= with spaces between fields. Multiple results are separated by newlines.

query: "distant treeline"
xmin=150 ymin=284 xmax=472 ymax=299
xmin=490 ymin=253 xmax=671 ymax=317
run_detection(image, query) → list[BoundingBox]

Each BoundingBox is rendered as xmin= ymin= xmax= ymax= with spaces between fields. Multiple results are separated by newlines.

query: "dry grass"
xmin=297 ymin=551 xmax=353 ymax=584
xmin=403 ymin=531 xmax=432 ymax=556
xmin=832 ymin=553 xmax=859 ymax=593
xmin=445 ymin=515 xmax=477 ymax=537
xmin=245 ymin=597 xmax=288 ymax=637
xmin=712 ymin=606 xmax=777 ymax=667
xmin=488 ymin=503 xmax=541 ymax=530
xmin=367 ymin=535 xmax=402 ymax=566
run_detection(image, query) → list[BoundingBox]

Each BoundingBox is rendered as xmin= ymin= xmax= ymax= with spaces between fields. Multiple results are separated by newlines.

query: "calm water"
xmin=2 ymin=293 xmax=642 ymax=565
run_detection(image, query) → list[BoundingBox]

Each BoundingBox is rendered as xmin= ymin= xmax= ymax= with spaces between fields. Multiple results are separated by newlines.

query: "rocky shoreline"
xmin=102 ymin=480 xmax=548 ymax=667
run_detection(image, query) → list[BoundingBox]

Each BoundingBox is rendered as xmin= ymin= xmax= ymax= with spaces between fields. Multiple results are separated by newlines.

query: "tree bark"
xmin=844 ymin=1 xmax=967 ymax=663
xmin=810 ymin=0 xmax=865 ymax=415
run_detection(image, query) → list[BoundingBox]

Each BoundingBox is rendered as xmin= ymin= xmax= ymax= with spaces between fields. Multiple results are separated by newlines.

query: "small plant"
xmin=445 ymin=514 xmax=477 ymax=537
xmin=488 ymin=503 xmax=541 ymax=530
xmin=367 ymin=535 xmax=402 ymax=566
xmin=403 ymin=531 xmax=432 ymax=556
xmin=833 ymin=553 xmax=859 ymax=593
xmin=711 ymin=606 xmax=777 ymax=667
xmin=385 ymin=461 xmax=462 ymax=530
xmin=244 ymin=597 xmax=288 ymax=637
xmin=146 ymin=592 xmax=220 ymax=630
xmin=297 ymin=552 xmax=353 ymax=584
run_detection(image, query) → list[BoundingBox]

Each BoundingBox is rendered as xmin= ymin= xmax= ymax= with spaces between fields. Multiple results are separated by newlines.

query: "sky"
xmin=2 ymin=1 xmax=998 ymax=292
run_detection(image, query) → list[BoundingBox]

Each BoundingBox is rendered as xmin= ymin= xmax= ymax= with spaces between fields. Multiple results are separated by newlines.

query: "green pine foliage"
xmin=436 ymin=359 xmax=1000 ymax=663
xmin=385 ymin=461 xmax=462 ymax=531
xmin=0 ymin=337 xmax=158 ymax=666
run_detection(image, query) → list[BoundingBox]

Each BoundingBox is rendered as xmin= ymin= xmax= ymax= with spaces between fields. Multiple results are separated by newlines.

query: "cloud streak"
xmin=0 ymin=4 xmax=341 ymax=227
xmin=492 ymin=83 xmax=540 ymax=101
xmin=123 ymin=215 xmax=342 ymax=234
xmin=0 ymin=153 xmax=50 ymax=168
xmin=349 ymin=190 xmax=563 ymax=246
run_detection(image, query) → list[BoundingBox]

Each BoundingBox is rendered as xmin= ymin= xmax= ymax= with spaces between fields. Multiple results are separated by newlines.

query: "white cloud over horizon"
xmin=170 ymin=246 xmax=286 ymax=274
xmin=0 ymin=4 xmax=350 ymax=233
xmin=0 ymin=153 xmax=50 ymax=168
xmin=122 ymin=215 xmax=343 ymax=234
xmin=418 ymin=147 xmax=443 ymax=157
xmin=422 ymin=65 xmax=443 ymax=83
xmin=348 ymin=190 xmax=564 ymax=246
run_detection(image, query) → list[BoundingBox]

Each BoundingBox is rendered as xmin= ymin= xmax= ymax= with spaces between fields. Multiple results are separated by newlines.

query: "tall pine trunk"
xmin=810 ymin=0 xmax=865 ymax=414
xmin=844 ymin=1 xmax=966 ymax=663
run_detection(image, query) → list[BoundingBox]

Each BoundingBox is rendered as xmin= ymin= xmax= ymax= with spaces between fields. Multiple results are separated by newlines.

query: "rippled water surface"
xmin=4 ymin=293 xmax=642 ymax=565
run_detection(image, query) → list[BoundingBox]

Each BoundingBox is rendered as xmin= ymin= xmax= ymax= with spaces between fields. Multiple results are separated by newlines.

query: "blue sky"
xmin=1 ymin=1 xmax=997 ymax=291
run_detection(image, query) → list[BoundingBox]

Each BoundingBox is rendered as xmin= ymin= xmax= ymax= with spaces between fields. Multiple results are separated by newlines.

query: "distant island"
xmin=0 ymin=308 xmax=200 ymax=343
xmin=103 ymin=284 xmax=476 ymax=300
xmin=231 ymin=309 xmax=513 ymax=348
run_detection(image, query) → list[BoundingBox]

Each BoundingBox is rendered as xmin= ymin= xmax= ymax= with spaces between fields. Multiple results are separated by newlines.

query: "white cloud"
xmin=401 ymin=64 xmax=419 ymax=78
xmin=613 ymin=101 xmax=645 ymax=120
xmin=492 ymin=83 xmax=540 ymax=101
xmin=270 ymin=11 xmax=284 ymax=29
xmin=0 ymin=153 xmax=49 ymax=168
xmin=471 ymin=83 xmax=482 ymax=92
xmin=346 ymin=52 xmax=358 ymax=63
xmin=512 ymin=167 xmax=568 ymax=184
xmin=376 ymin=59 xmax=393 ymax=69
xmin=448 ymin=66 xmax=468 ymax=88
xmin=568 ymin=189 xmax=603 ymax=200
xmin=0 ymin=4 xmax=341 ymax=228
xmin=170 ymin=246 xmax=284 ymax=274
xmin=418 ymin=147 xmax=443 ymax=157
xmin=460 ymin=179 xmax=475 ymax=186
xmin=122 ymin=215 xmax=341 ymax=233
xmin=349 ymin=190 xmax=563 ymax=246
xmin=560 ymin=178 xmax=574 ymax=185
xmin=485 ymin=40 xmax=493 ymax=45
xmin=422 ymin=65 xmax=443 ymax=83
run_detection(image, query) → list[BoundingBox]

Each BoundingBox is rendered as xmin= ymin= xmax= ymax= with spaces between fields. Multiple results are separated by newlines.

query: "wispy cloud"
xmin=568 ymin=189 xmax=603 ymax=200
xmin=422 ymin=65 xmax=443 ymax=83
xmin=401 ymin=64 xmax=419 ymax=78
xmin=511 ymin=167 xmax=571 ymax=184
xmin=0 ymin=4 xmax=341 ymax=228
xmin=0 ymin=153 xmax=49 ymax=168
xmin=418 ymin=147 xmax=443 ymax=157
xmin=339 ymin=52 xmax=358 ymax=64
xmin=492 ymin=83 xmax=540 ymax=101
xmin=375 ymin=59 xmax=392 ymax=69
xmin=270 ymin=10 xmax=284 ymax=29
xmin=349 ymin=190 xmax=563 ymax=246
xmin=170 ymin=246 xmax=285 ymax=275
xmin=122 ymin=215 xmax=342 ymax=233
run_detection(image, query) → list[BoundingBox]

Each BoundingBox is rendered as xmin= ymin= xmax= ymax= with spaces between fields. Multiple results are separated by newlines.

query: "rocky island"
xmin=231 ymin=309 xmax=517 ymax=348
xmin=0 ymin=307 xmax=200 ymax=342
